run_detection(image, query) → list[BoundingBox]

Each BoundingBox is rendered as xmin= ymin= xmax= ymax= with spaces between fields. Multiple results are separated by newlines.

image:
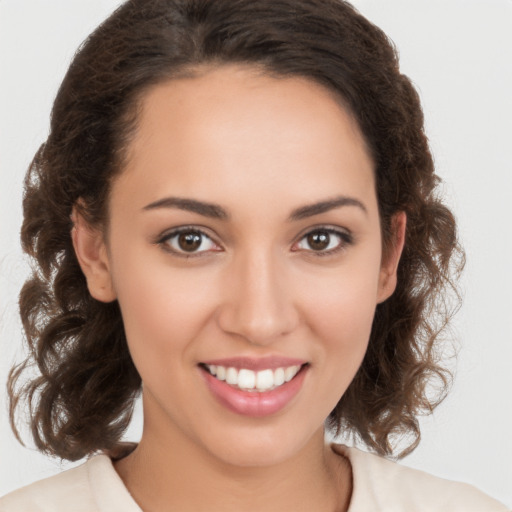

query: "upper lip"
xmin=200 ymin=356 xmax=307 ymax=371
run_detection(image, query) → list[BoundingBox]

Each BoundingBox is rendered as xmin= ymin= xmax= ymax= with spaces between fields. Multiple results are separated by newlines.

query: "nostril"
xmin=215 ymin=300 xmax=299 ymax=346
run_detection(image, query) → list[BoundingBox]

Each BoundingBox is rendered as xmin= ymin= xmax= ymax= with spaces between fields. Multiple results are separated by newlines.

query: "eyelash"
xmin=156 ymin=226 xmax=354 ymax=258
xmin=292 ymin=227 xmax=354 ymax=257
xmin=156 ymin=226 xmax=221 ymax=258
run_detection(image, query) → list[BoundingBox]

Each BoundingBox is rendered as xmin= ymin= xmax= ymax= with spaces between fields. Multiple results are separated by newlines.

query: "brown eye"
xmin=178 ymin=232 xmax=202 ymax=252
xmin=294 ymin=228 xmax=352 ymax=255
xmin=306 ymin=231 xmax=331 ymax=251
xmin=161 ymin=229 xmax=219 ymax=255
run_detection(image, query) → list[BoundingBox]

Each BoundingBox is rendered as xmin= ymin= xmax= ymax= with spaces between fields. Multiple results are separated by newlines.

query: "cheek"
xmin=110 ymin=249 xmax=220 ymax=371
xmin=306 ymin=277 xmax=377 ymax=354
xmin=297 ymin=251 xmax=382 ymax=379
xmin=302 ymin=252 xmax=381 ymax=334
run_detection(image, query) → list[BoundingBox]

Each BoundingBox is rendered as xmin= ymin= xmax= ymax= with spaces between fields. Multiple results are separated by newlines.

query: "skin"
xmin=73 ymin=65 xmax=405 ymax=512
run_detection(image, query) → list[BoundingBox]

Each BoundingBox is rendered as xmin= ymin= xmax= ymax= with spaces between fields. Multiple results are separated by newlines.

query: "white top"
xmin=0 ymin=445 xmax=508 ymax=511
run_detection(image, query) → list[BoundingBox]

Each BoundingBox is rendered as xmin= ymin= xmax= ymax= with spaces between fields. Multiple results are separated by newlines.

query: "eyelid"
xmin=154 ymin=223 xmax=353 ymax=258
xmin=292 ymin=225 xmax=354 ymax=256
xmin=155 ymin=225 xmax=223 ymax=257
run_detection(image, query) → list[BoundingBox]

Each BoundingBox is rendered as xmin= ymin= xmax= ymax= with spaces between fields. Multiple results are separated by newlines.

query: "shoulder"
xmin=0 ymin=455 xmax=141 ymax=512
xmin=332 ymin=444 xmax=509 ymax=512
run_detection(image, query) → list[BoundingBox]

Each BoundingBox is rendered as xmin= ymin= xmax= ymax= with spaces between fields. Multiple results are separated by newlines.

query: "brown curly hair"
xmin=8 ymin=0 xmax=464 ymax=461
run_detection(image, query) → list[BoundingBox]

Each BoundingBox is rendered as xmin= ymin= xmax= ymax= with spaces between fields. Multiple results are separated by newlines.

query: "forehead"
xmin=114 ymin=65 xmax=377 ymax=220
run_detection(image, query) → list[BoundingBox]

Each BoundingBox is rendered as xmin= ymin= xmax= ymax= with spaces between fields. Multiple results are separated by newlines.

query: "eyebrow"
xmin=142 ymin=195 xmax=367 ymax=221
xmin=288 ymin=196 xmax=367 ymax=221
xmin=143 ymin=197 xmax=229 ymax=219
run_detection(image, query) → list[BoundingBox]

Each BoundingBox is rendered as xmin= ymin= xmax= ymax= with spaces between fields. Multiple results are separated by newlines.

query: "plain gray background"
xmin=1 ymin=0 xmax=511 ymax=506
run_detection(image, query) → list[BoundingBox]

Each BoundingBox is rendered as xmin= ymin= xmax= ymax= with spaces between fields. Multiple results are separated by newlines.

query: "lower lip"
xmin=201 ymin=366 xmax=308 ymax=417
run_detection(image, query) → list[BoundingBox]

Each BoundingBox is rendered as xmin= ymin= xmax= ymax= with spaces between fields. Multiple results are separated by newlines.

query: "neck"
xmin=115 ymin=420 xmax=351 ymax=512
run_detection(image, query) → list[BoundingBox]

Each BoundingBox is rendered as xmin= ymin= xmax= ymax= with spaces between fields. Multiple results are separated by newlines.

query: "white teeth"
xmin=274 ymin=367 xmax=285 ymax=386
xmin=238 ymin=369 xmax=256 ymax=390
xmin=256 ymin=369 xmax=274 ymax=391
xmin=216 ymin=365 xmax=226 ymax=380
xmin=205 ymin=364 xmax=302 ymax=392
xmin=226 ymin=367 xmax=238 ymax=385
xmin=284 ymin=366 xmax=298 ymax=382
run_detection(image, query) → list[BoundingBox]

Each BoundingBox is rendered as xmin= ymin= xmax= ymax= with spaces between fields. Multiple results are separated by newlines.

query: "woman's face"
xmin=77 ymin=65 xmax=402 ymax=467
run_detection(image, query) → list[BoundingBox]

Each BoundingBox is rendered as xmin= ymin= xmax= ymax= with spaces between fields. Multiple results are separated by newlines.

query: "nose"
xmin=216 ymin=250 xmax=299 ymax=346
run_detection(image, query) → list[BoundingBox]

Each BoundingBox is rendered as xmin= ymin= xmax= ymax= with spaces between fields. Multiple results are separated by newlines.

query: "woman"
xmin=1 ymin=0 xmax=508 ymax=510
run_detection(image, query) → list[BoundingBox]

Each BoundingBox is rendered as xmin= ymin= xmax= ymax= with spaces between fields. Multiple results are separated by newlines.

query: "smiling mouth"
xmin=200 ymin=364 xmax=306 ymax=393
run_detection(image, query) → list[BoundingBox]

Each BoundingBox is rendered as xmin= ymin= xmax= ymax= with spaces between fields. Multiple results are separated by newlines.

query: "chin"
xmin=197 ymin=422 xmax=325 ymax=469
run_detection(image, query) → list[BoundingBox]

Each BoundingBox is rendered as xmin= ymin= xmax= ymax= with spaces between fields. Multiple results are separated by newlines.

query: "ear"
xmin=71 ymin=206 xmax=117 ymax=303
xmin=377 ymin=211 xmax=406 ymax=304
